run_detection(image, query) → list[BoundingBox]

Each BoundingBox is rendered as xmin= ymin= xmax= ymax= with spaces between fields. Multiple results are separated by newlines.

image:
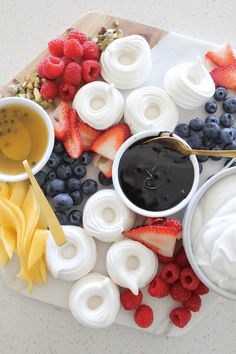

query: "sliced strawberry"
xmin=92 ymin=152 xmax=102 ymax=167
xmin=205 ymin=43 xmax=236 ymax=67
xmin=63 ymin=108 xmax=83 ymax=158
xmin=158 ymin=254 xmax=176 ymax=264
xmin=91 ymin=123 xmax=131 ymax=161
xmin=123 ymin=225 xmax=178 ymax=257
xmin=51 ymin=101 xmax=70 ymax=141
xmin=78 ymin=119 xmax=101 ymax=150
xmin=92 ymin=153 xmax=112 ymax=178
xmin=143 ymin=217 xmax=182 ymax=239
xmin=210 ymin=63 xmax=236 ymax=90
xmin=143 ymin=217 xmax=166 ymax=226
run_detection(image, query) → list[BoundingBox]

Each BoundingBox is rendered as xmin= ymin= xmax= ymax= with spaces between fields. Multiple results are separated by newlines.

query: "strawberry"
xmin=78 ymin=119 xmax=101 ymax=150
xmin=51 ymin=102 xmax=70 ymax=141
xmin=157 ymin=254 xmax=176 ymax=264
xmin=205 ymin=43 xmax=236 ymax=67
xmin=210 ymin=63 xmax=236 ymax=90
xmin=123 ymin=225 xmax=178 ymax=257
xmin=143 ymin=217 xmax=182 ymax=239
xmin=63 ymin=108 xmax=83 ymax=158
xmin=91 ymin=123 xmax=131 ymax=161
xmin=92 ymin=153 xmax=113 ymax=178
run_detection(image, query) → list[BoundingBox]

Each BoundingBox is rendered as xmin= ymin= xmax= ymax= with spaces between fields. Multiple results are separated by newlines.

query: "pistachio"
xmin=93 ymin=19 xmax=124 ymax=51
xmin=33 ymin=88 xmax=41 ymax=102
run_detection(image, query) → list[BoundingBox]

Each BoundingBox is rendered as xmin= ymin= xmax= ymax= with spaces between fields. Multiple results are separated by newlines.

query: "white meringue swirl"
xmin=69 ymin=272 xmax=120 ymax=328
xmin=106 ymin=239 xmax=158 ymax=295
xmin=73 ymin=81 xmax=124 ymax=130
xmin=100 ymin=35 xmax=152 ymax=89
xmin=83 ymin=189 xmax=135 ymax=243
xmin=164 ymin=57 xmax=215 ymax=109
xmin=46 ymin=226 xmax=97 ymax=281
xmin=124 ymin=86 xmax=179 ymax=134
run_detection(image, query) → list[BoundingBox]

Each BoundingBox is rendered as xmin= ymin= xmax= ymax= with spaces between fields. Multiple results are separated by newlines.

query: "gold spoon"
xmin=23 ymin=160 xmax=67 ymax=246
xmin=145 ymin=136 xmax=236 ymax=159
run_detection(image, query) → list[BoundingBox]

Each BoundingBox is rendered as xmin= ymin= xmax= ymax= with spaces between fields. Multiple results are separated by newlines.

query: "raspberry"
xmin=169 ymin=307 xmax=191 ymax=328
xmin=83 ymin=41 xmax=100 ymax=61
xmin=194 ymin=281 xmax=209 ymax=295
xmin=81 ymin=60 xmax=101 ymax=83
xmin=40 ymin=81 xmax=58 ymax=99
xmin=120 ymin=289 xmax=143 ymax=310
xmin=170 ymin=281 xmax=191 ymax=302
xmin=67 ymin=29 xmax=87 ymax=44
xmin=180 ymin=267 xmax=200 ymax=291
xmin=175 ymin=247 xmax=189 ymax=268
xmin=48 ymin=38 xmax=64 ymax=57
xmin=148 ymin=276 xmax=169 ymax=298
xmin=64 ymin=39 xmax=83 ymax=59
xmin=58 ymin=83 xmax=77 ymax=101
xmin=158 ymin=254 xmax=176 ymax=264
xmin=134 ymin=305 xmax=153 ymax=328
xmin=183 ymin=293 xmax=201 ymax=312
xmin=160 ymin=263 xmax=180 ymax=284
xmin=39 ymin=57 xmax=65 ymax=79
xmin=61 ymin=56 xmax=73 ymax=66
xmin=61 ymin=62 xmax=81 ymax=85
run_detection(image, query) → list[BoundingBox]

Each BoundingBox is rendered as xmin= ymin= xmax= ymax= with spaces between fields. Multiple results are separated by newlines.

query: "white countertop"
xmin=1 ymin=1 xmax=236 ymax=353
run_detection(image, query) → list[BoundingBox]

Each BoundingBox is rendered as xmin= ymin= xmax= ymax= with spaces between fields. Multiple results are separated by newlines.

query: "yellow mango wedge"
xmin=0 ymin=182 xmax=10 ymax=198
xmin=10 ymin=180 xmax=29 ymax=208
xmin=0 ymin=240 xmax=9 ymax=266
xmin=28 ymin=229 xmax=49 ymax=270
xmin=0 ymin=227 xmax=16 ymax=259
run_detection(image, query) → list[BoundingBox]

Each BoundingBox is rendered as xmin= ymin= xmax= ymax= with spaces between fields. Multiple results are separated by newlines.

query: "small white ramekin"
xmin=112 ymin=130 xmax=199 ymax=217
xmin=0 ymin=97 xmax=54 ymax=182
xmin=183 ymin=166 xmax=236 ymax=301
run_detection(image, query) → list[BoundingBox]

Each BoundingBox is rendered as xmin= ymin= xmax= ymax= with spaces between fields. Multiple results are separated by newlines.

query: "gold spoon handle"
xmin=191 ymin=149 xmax=236 ymax=158
xmin=23 ymin=160 xmax=67 ymax=246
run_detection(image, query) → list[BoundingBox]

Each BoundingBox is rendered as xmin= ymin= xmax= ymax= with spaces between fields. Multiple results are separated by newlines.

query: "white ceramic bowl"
xmin=183 ymin=167 xmax=236 ymax=301
xmin=112 ymin=130 xmax=199 ymax=217
xmin=0 ymin=97 xmax=54 ymax=182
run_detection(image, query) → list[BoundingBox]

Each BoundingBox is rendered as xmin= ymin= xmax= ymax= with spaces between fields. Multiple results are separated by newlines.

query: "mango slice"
xmin=0 ymin=182 xmax=10 ymax=198
xmin=0 ymin=227 xmax=16 ymax=259
xmin=0 ymin=239 xmax=9 ymax=266
xmin=10 ymin=180 xmax=29 ymax=208
xmin=28 ymin=229 xmax=49 ymax=270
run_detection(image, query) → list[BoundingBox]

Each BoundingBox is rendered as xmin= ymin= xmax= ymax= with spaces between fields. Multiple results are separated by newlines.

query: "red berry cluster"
xmin=37 ymin=29 xmax=101 ymax=101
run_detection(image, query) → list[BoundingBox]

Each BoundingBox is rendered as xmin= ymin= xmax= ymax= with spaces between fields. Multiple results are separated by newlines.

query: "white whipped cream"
xmin=73 ymin=81 xmax=124 ymax=130
xmin=164 ymin=57 xmax=215 ymax=109
xmin=192 ymin=174 xmax=236 ymax=292
xmin=124 ymin=86 xmax=179 ymax=134
xmin=106 ymin=239 xmax=158 ymax=295
xmin=83 ymin=189 xmax=135 ymax=243
xmin=69 ymin=272 xmax=120 ymax=328
xmin=46 ymin=226 xmax=97 ymax=281
xmin=100 ymin=35 xmax=152 ymax=89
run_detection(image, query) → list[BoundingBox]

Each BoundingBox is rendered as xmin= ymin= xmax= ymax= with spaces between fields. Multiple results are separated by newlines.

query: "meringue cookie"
xmin=73 ymin=81 xmax=124 ymax=130
xmin=69 ymin=272 xmax=120 ymax=328
xmin=106 ymin=239 xmax=158 ymax=295
xmin=100 ymin=35 xmax=152 ymax=89
xmin=46 ymin=226 xmax=97 ymax=281
xmin=124 ymin=86 xmax=179 ymax=134
xmin=83 ymin=189 xmax=135 ymax=243
xmin=164 ymin=56 xmax=215 ymax=109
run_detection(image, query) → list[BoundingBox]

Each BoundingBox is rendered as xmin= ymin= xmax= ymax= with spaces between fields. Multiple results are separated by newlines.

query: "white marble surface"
xmin=1 ymin=0 xmax=236 ymax=353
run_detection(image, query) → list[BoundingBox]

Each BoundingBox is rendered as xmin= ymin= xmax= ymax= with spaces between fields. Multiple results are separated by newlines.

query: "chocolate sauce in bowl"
xmin=118 ymin=138 xmax=195 ymax=212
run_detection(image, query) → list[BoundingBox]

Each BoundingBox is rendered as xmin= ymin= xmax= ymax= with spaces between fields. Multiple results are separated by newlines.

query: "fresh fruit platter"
xmin=2 ymin=11 xmax=236 ymax=336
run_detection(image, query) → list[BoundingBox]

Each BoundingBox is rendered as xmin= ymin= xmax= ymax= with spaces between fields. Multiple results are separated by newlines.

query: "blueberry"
xmin=69 ymin=210 xmax=83 ymax=226
xmin=219 ymin=113 xmax=234 ymax=128
xmin=79 ymin=151 xmax=93 ymax=165
xmin=225 ymin=140 xmax=236 ymax=150
xmin=223 ymin=97 xmax=236 ymax=113
xmin=203 ymin=122 xmax=220 ymax=139
xmin=205 ymin=115 xmax=220 ymax=125
xmin=98 ymin=171 xmax=113 ymax=186
xmin=210 ymin=146 xmax=222 ymax=161
xmin=189 ymin=118 xmax=204 ymax=131
xmin=63 ymin=152 xmax=76 ymax=165
xmin=70 ymin=190 xmax=83 ymax=206
xmin=197 ymin=154 xmax=209 ymax=162
xmin=47 ymin=170 xmax=57 ymax=181
xmin=52 ymin=194 xmax=73 ymax=211
xmin=66 ymin=178 xmax=81 ymax=192
xmin=47 ymin=152 xmax=62 ymax=169
xmin=220 ymin=128 xmax=234 ymax=145
xmin=174 ymin=123 xmax=191 ymax=138
xmin=224 ymin=159 xmax=236 ymax=167
xmin=187 ymin=133 xmax=203 ymax=149
xmin=202 ymin=135 xmax=214 ymax=148
xmin=198 ymin=162 xmax=203 ymax=174
xmin=213 ymin=87 xmax=228 ymax=101
xmin=81 ymin=179 xmax=98 ymax=195
xmin=55 ymin=211 xmax=69 ymax=225
xmin=53 ymin=140 xmax=65 ymax=154
xmin=57 ymin=165 xmax=72 ymax=180
xmin=35 ymin=171 xmax=47 ymax=188
xmin=205 ymin=100 xmax=218 ymax=114
xmin=73 ymin=164 xmax=87 ymax=179
xmin=46 ymin=179 xmax=66 ymax=197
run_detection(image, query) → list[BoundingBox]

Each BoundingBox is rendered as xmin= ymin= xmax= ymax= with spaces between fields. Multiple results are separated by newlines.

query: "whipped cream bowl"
xmin=183 ymin=167 xmax=236 ymax=301
xmin=112 ymin=130 xmax=199 ymax=217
